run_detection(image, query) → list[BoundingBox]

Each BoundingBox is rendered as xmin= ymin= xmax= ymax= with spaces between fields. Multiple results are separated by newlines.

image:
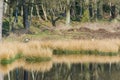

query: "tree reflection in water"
xmin=2 ymin=62 xmax=120 ymax=80
xmin=1 ymin=55 xmax=120 ymax=80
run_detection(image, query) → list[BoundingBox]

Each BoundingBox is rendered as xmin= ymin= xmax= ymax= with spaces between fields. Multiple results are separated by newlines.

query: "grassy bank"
xmin=0 ymin=39 xmax=120 ymax=65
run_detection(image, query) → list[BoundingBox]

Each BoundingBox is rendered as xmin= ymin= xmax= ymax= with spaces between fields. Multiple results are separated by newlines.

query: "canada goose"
xmin=23 ymin=38 xmax=30 ymax=43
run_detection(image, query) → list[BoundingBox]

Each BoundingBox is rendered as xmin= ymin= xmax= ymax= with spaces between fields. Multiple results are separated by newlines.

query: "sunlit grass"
xmin=0 ymin=41 xmax=52 ymax=66
xmin=41 ymin=39 xmax=120 ymax=53
xmin=0 ymin=42 xmax=19 ymax=59
xmin=0 ymin=39 xmax=120 ymax=58
xmin=22 ymin=41 xmax=52 ymax=58
xmin=0 ymin=41 xmax=52 ymax=59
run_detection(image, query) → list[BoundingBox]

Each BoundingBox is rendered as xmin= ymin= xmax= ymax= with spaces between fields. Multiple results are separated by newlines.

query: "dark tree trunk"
xmin=89 ymin=4 xmax=93 ymax=18
xmin=111 ymin=5 xmax=116 ymax=19
xmin=14 ymin=1 xmax=19 ymax=23
xmin=23 ymin=0 xmax=29 ymax=30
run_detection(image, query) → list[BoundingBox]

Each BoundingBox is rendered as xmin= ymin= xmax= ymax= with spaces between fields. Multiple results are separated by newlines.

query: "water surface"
xmin=1 ymin=55 xmax=120 ymax=80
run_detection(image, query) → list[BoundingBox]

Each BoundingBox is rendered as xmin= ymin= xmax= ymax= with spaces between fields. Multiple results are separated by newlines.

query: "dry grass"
xmin=0 ymin=41 xmax=52 ymax=59
xmin=0 ymin=39 xmax=120 ymax=61
xmin=41 ymin=39 xmax=120 ymax=53
xmin=0 ymin=42 xmax=19 ymax=59
xmin=22 ymin=41 xmax=52 ymax=58
xmin=0 ymin=39 xmax=120 ymax=60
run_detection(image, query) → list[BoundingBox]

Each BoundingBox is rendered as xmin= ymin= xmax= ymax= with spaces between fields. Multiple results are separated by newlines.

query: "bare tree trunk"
xmin=35 ymin=4 xmax=41 ymax=21
xmin=0 ymin=0 xmax=3 ymax=41
xmin=14 ymin=0 xmax=19 ymax=23
xmin=30 ymin=0 xmax=34 ymax=17
xmin=80 ymin=1 xmax=83 ymax=17
xmin=20 ymin=6 xmax=23 ymax=16
xmin=3 ymin=0 xmax=8 ymax=15
xmin=29 ymin=0 xmax=34 ymax=26
xmin=41 ymin=4 xmax=48 ymax=21
xmin=116 ymin=3 xmax=120 ymax=20
xmin=94 ymin=0 xmax=98 ymax=21
xmin=109 ymin=2 xmax=112 ymax=18
xmin=89 ymin=1 xmax=93 ymax=20
xmin=98 ymin=0 xmax=103 ymax=19
xmin=66 ymin=0 xmax=70 ymax=26
xmin=9 ymin=7 xmax=13 ymax=32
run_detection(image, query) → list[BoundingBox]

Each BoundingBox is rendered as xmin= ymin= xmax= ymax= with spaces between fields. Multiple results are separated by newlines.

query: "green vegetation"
xmin=53 ymin=49 xmax=119 ymax=56
xmin=81 ymin=10 xmax=90 ymax=22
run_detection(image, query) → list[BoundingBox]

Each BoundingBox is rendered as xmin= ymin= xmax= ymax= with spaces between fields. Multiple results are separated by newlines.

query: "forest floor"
xmin=3 ymin=21 xmax=120 ymax=41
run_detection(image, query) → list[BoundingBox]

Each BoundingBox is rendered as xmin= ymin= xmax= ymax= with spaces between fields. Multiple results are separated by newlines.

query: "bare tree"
xmin=0 ymin=0 xmax=4 ymax=41
xmin=66 ymin=0 xmax=70 ymax=26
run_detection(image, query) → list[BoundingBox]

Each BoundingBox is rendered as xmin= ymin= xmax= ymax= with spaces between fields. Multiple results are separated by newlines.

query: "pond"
xmin=0 ymin=55 xmax=120 ymax=80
